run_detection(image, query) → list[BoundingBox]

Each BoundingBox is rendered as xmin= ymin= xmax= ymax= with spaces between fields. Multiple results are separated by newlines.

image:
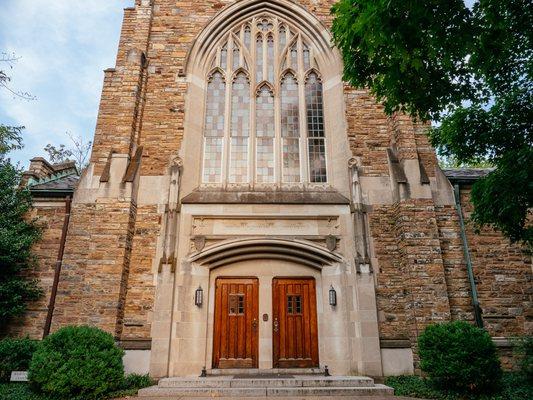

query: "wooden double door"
xmin=272 ymin=278 xmax=319 ymax=368
xmin=213 ymin=277 xmax=319 ymax=369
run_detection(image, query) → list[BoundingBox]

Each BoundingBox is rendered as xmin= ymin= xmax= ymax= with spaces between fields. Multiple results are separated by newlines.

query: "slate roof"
xmin=25 ymin=159 xmax=80 ymax=197
xmin=443 ymin=168 xmax=493 ymax=183
xmin=29 ymin=174 xmax=79 ymax=192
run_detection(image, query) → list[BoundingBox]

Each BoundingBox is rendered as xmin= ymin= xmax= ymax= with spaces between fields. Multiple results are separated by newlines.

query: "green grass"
xmin=0 ymin=374 xmax=154 ymax=400
xmin=385 ymin=372 xmax=533 ymax=400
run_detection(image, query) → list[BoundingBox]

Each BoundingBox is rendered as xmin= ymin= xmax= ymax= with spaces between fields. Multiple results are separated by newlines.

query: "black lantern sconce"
xmin=194 ymin=286 xmax=203 ymax=307
xmin=329 ymin=286 xmax=337 ymax=307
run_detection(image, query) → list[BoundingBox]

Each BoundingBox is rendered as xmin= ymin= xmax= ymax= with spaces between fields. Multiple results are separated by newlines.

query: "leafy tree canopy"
xmin=0 ymin=129 xmax=41 ymax=324
xmin=332 ymin=0 xmax=532 ymax=245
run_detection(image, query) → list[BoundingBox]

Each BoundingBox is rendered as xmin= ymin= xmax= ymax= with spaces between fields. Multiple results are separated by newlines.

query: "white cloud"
xmin=0 ymin=0 xmax=133 ymax=166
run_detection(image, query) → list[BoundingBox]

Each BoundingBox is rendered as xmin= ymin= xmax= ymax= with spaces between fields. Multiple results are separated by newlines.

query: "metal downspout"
xmin=453 ymin=184 xmax=484 ymax=328
xmin=43 ymin=195 xmax=72 ymax=338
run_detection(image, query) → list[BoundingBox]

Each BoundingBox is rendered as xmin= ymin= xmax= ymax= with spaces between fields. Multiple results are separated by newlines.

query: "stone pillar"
xmin=347 ymin=158 xmax=383 ymax=376
xmin=150 ymin=156 xmax=183 ymax=377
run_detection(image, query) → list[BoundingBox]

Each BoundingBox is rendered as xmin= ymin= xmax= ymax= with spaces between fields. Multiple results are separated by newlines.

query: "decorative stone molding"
xmin=189 ymin=237 xmax=343 ymax=269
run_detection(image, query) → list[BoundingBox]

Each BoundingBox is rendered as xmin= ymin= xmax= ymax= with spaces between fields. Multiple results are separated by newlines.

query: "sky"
xmin=1 ymin=0 xmax=476 ymax=168
xmin=0 ymin=0 xmax=133 ymax=167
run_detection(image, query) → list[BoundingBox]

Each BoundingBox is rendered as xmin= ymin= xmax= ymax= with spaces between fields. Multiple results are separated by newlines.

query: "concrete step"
xmin=138 ymin=384 xmax=393 ymax=397
xmin=158 ymin=376 xmax=375 ymax=388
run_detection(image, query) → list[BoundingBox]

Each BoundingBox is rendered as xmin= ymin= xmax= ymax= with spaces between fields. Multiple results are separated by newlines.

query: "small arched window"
xmin=202 ymin=15 xmax=327 ymax=186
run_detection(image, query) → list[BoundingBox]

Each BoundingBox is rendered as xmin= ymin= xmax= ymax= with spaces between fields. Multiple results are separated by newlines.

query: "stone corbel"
xmin=386 ymin=148 xmax=408 ymax=184
xmin=122 ymin=146 xmax=143 ymax=183
xmin=99 ymin=150 xmax=117 ymax=183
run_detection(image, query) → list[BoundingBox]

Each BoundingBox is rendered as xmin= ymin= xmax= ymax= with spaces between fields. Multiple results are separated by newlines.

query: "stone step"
xmin=158 ymin=376 xmax=375 ymax=388
xmin=138 ymin=398 xmax=393 ymax=400
xmin=138 ymin=384 xmax=394 ymax=397
xmin=207 ymin=367 xmax=325 ymax=376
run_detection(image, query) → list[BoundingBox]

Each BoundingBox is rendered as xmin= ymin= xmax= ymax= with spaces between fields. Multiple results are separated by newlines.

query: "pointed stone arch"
xmin=185 ymin=0 xmax=341 ymax=77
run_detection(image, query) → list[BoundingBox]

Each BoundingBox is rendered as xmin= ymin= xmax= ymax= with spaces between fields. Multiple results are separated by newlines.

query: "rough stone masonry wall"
xmin=370 ymin=199 xmax=452 ymax=368
xmin=3 ymin=199 xmax=68 ymax=339
xmin=436 ymin=186 xmax=531 ymax=368
xmin=48 ymin=199 xmax=137 ymax=335
xmin=461 ymin=186 xmax=531 ymax=338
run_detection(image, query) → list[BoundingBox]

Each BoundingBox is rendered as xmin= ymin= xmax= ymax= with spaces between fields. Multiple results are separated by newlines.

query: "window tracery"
xmin=202 ymin=14 xmax=327 ymax=186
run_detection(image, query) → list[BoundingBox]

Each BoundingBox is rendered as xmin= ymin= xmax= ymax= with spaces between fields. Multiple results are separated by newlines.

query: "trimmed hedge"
xmin=29 ymin=326 xmax=124 ymax=400
xmin=418 ymin=321 xmax=502 ymax=393
xmin=0 ymin=337 xmax=38 ymax=382
xmin=386 ymin=373 xmax=533 ymax=400
xmin=514 ymin=336 xmax=533 ymax=380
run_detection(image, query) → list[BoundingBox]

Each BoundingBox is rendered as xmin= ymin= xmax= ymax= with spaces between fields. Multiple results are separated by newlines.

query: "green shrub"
xmin=386 ymin=372 xmax=533 ymax=400
xmin=121 ymin=373 xmax=154 ymax=390
xmin=105 ymin=374 xmax=155 ymax=399
xmin=28 ymin=326 xmax=124 ymax=400
xmin=514 ymin=336 xmax=533 ymax=380
xmin=0 ymin=383 xmax=50 ymax=400
xmin=0 ymin=337 xmax=38 ymax=382
xmin=418 ymin=321 xmax=502 ymax=393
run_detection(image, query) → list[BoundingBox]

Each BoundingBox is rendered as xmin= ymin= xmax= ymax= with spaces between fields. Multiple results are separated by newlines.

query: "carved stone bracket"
xmin=193 ymin=236 xmax=206 ymax=252
xmin=326 ymin=235 xmax=338 ymax=252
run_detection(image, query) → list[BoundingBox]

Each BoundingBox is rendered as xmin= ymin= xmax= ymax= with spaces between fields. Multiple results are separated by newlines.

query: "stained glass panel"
xmin=232 ymin=45 xmax=240 ymax=71
xmin=256 ymin=86 xmax=275 ymax=183
xmin=220 ymin=45 xmax=228 ymax=70
xmin=202 ymin=72 xmax=226 ymax=183
xmin=290 ymin=44 xmax=298 ymax=69
xmin=267 ymin=35 xmax=274 ymax=83
xmin=305 ymin=73 xmax=324 ymax=138
xmin=303 ymin=45 xmax=311 ymax=70
xmin=281 ymin=73 xmax=300 ymax=182
xmin=202 ymin=15 xmax=328 ymax=186
xmin=306 ymin=72 xmax=326 ymax=182
xmin=256 ymin=35 xmax=263 ymax=83
xmin=244 ymin=25 xmax=251 ymax=51
xmin=279 ymin=26 xmax=286 ymax=53
xmin=229 ymin=72 xmax=250 ymax=183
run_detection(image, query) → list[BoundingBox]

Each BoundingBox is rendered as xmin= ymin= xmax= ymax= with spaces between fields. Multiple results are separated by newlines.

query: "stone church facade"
xmin=6 ymin=0 xmax=531 ymax=378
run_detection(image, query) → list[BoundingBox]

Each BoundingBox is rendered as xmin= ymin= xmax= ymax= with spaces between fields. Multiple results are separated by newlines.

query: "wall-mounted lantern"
xmin=195 ymin=286 xmax=203 ymax=307
xmin=329 ymin=286 xmax=337 ymax=307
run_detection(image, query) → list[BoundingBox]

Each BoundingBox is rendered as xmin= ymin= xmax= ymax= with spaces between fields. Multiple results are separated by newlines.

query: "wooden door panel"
xmin=273 ymin=278 xmax=319 ymax=368
xmin=213 ymin=277 xmax=258 ymax=368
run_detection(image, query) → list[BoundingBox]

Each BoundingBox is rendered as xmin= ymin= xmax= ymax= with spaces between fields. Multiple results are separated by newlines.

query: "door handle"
xmin=252 ymin=319 xmax=258 ymax=331
xmin=273 ymin=318 xmax=279 ymax=333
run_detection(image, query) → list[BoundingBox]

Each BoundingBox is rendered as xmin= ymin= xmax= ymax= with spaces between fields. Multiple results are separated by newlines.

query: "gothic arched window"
xmin=202 ymin=15 xmax=327 ymax=186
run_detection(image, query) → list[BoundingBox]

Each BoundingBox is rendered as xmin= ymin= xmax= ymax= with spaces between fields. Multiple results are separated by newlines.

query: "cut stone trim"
xmin=181 ymin=189 xmax=350 ymax=204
